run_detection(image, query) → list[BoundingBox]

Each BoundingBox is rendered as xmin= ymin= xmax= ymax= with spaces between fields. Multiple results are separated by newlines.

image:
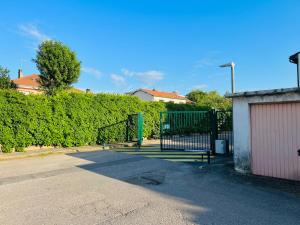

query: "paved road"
xmin=0 ymin=150 xmax=299 ymax=225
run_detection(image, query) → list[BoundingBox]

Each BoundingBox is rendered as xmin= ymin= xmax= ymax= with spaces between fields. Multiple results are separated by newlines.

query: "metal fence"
xmin=160 ymin=111 xmax=212 ymax=151
xmin=98 ymin=112 xmax=143 ymax=147
xmin=216 ymin=110 xmax=233 ymax=154
xmin=160 ymin=110 xmax=233 ymax=154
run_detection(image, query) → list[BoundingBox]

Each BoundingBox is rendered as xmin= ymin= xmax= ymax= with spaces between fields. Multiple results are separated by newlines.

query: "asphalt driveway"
xmin=0 ymin=149 xmax=299 ymax=225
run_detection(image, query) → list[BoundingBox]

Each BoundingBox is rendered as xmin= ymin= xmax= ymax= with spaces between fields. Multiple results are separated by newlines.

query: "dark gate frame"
xmin=160 ymin=110 xmax=233 ymax=155
xmin=215 ymin=110 xmax=233 ymax=154
xmin=98 ymin=112 xmax=143 ymax=147
xmin=126 ymin=112 xmax=143 ymax=147
xmin=160 ymin=111 xmax=212 ymax=151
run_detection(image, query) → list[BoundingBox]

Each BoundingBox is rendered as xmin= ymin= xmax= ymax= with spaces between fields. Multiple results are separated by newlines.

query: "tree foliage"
xmin=0 ymin=66 xmax=16 ymax=89
xmin=186 ymin=90 xmax=231 ymax=110
xmin=0 ymin=88 xmax=232 ymax=152
xmin=33 ymin=40 xmax=81 ymax=94
xmin=0 ymin=90 xmax=165 ymax=152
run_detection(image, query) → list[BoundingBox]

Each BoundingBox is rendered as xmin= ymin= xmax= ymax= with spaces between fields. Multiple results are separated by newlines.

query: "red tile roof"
xmin=13 ymin=74 xmax=41 ymax=87
xmin=140 ymin=88 xmax=187 ymax=100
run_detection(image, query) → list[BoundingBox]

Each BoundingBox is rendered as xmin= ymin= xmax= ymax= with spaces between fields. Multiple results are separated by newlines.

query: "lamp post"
xmin=220 ymin=62 xmax=235 ymax=93
xmin=289 ymin=52 xmax=300 ymax=88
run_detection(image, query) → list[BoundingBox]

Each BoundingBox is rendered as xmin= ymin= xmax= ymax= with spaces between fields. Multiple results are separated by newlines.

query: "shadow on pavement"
xmin=68 ymin=148 xmax=300 ymax=225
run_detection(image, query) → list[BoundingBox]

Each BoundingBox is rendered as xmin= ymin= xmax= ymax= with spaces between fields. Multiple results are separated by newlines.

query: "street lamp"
xmin=220 ymin=62 xmax=235 ymax=93
xmin=289 ymin=52 xmax=300 ymax=88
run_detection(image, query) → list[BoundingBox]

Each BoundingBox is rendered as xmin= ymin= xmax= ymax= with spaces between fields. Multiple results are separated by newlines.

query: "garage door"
xmin=251 ymin=102 xmax=300 ymax=181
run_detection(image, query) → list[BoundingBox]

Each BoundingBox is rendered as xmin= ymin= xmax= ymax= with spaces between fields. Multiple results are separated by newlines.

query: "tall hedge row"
xmin=0 ymin=90 xmax=166 ymax=152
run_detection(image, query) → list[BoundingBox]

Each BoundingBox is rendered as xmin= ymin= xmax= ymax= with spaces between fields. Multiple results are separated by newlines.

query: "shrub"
xmin=0 ymin=89 xmax=230 ymax=152
xmin=15 ymin=146 xmax=25 ymax=152
xmin=0 ymin=90 xmax=166 ymax=150
xmin=166 ymin=102 xmax=207 ymax=111
xmin=187 ymin=90 xmax=232 ymax=110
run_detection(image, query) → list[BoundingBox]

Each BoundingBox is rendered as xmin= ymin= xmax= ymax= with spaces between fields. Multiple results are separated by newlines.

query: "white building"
xmin=130 ymin=89 xmax=190 ymax=104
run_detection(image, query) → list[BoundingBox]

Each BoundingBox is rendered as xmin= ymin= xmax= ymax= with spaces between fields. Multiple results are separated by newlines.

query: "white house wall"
xmin=153 ymin=96 xmax=187 ymax=104
xmin=233 ymin=92 xmax=300 ymax=173
xmin=132 ymin=91 xmax=187 ymax=103
xmin=132 ymin=91 xmax=154 ymax=101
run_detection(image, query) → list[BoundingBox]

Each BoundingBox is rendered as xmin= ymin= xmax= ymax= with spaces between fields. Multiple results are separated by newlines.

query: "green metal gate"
xmin=98 ymin=112 xmax=143 ymax=147
xmin=126 ymin=113 xmax=143 ymax=146
xmin=160 ymin=111 xmax=212 ymax=151
xmin=160 ymin=110 xmax=233 ymax=153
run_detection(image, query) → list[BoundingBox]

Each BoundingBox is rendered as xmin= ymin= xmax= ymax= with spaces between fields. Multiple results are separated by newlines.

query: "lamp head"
xmin=289 ymin=52 xmax=300 ymax=64
xmin=220 ymin=62 xmax=235 ymax=68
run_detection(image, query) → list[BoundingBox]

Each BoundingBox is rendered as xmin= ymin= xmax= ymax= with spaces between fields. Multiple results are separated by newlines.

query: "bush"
xmin=0 ymin=90 xmax=166 ymax=150
xmin=187 ymin=90 xmax=232 ymax=110
xmin=166 ymin=102 xmax=207 ymax=111
xmin=15 ymin=146 xmax=25 ymax=152
xmin=0 ymin=90 xmax=230 ymax=152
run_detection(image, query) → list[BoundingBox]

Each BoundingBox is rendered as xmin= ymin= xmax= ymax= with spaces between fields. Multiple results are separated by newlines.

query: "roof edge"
xmin=225 ymin=87 xmax=300 ymax=98
xmin=132 ymin=88 xmax=187 ymax=100
xmin=13 ymin=74 xmax=40 ymax=81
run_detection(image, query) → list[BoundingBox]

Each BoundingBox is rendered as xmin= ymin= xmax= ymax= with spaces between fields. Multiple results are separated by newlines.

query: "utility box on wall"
xmin=215 ymin=140 xmax=226 ymax=154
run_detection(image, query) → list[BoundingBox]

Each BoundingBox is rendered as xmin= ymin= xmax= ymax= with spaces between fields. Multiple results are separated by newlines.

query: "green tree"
xmin=0 ymin=66 xmax=16 ymax=89
xmin=33 ymin=40 xmax=81 ymax=94
xmin=186 ymin=89 xmax=231 ymax=110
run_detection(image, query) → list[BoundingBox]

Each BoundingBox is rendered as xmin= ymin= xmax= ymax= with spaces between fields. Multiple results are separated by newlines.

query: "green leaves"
xmin=0 ymin=66 xmax=16 ymax=89
xmin=186 ymin=90 xmax=232 ymax=110
xmin=33 ymin=40 xmax=81 ymax=95
xmin=0 ymin=90 xmax=165 ymax=152
xmin=0 ymin=88 xmax=231 ymax=152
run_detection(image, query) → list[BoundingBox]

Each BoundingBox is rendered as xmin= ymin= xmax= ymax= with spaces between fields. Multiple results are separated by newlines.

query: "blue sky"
xmin=0 ymin=0 xmax=300 ymax=95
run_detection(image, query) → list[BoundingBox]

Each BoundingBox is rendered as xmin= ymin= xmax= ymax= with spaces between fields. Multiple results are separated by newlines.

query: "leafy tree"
xmin=186 ymin=89 xmax=231 ymax=110
xmin=33 ymin=40 xmax=81 ymax=94
xmin=0 ymin=66 xmax=16 ymax=89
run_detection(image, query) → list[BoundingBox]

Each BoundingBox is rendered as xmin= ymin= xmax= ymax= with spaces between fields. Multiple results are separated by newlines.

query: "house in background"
xmin=129 ymin=88 xmax=190 ymax=104
xmin=12 ymin=69 xmax=87 ymax=95
xmin=13 ymin=69 xmax=42 ymax=95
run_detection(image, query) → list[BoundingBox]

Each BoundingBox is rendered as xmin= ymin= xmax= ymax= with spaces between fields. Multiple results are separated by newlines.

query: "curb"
xmin=0 ymin=145 xmax=111 ymax=161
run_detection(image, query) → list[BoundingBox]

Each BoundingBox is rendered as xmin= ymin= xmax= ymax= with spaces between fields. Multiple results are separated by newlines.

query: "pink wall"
xmin=251 ymin=102 xmax=300 ymax=181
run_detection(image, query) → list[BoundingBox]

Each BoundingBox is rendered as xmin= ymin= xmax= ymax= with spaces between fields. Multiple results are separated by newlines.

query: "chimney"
xmin=18 ymin=69 xmax=23 ymax=78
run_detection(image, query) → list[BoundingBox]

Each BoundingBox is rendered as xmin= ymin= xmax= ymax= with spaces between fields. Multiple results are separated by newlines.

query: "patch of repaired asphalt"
xmin=126 ymin=170 xmax=166 ymax=186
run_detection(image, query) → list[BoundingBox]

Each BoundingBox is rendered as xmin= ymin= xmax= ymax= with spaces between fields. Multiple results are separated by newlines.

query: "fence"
xmin=160 ymin=110 xmax=233 ymax=154
xmin=160 ymin=111 xmax=212 ymax=151
xmin=98 ymin=113 xmax=143 ymax=147
xmin=216 ymin=110 xmax=233 ymax=154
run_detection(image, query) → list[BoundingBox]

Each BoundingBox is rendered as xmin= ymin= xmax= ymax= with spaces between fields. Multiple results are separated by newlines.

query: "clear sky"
xmin=0 ymin=0 xmax=300 ymax=95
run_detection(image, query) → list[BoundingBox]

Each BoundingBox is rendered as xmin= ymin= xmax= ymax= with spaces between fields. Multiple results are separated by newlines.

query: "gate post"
xmin=160 ymin=112 xmax=163 ymax=151
xmin=210 ymin=109 xmax=218 ymax=155
xmin=137 ymin=112 xmax=143 ymax=148
xmin=126 ymin=115 xmax=130 ymax=142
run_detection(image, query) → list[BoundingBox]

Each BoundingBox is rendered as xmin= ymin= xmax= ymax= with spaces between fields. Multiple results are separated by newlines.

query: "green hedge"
xmin=0 ymin=90 xmax=166 ymax=153
xmin=165 ymin=102 xmax=207 ymax=111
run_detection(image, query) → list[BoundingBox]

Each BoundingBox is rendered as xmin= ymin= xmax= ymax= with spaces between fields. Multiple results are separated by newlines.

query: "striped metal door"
xmin=250 ymin=102 xmax=300 ymax=181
